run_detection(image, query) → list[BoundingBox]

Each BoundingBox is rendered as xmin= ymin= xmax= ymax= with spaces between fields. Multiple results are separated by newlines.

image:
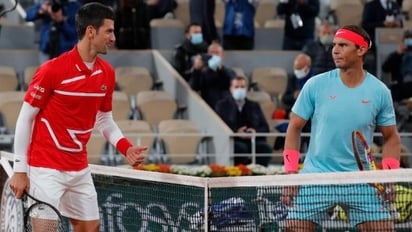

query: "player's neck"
xmin=76 ymin=42 xmax=97 ymax=63
xmin=339 ymin=67 xmax=366 ymax=88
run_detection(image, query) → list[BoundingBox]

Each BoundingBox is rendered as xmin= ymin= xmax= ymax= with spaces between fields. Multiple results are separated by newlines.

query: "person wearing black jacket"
xmin=277 ymin=0 xmax=319 ymax=50
xmin=382 ymin=29 xmax=412 ymax=102
xmin=173 ymin=23 xmax=209 ymax=81
xmin=190 ymin=42 xmax=236 ymax=109
xmin=215 ymin=76 xmax=272 ymax=166
xmin=302 ymin=21 xmax=335 ymax=75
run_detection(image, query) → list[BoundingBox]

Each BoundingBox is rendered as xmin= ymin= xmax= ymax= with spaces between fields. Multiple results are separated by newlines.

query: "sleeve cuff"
xmin=116 ymin=137 xmax=133 ymax=156
xmin=13 ymin=154 xmax=28 ymax=173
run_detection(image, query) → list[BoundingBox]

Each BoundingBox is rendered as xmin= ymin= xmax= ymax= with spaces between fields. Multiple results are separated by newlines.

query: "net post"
xmin=203 ymin=178 xmax=209 ymax=232
xmin=251 ymin=135 xmax=256 ymax=164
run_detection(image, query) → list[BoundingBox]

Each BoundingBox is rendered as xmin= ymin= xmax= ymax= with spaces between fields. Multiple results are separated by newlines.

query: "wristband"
xmin=116 ymin=138 xmax=133 ymax=156
xmin=382 ymin=157 xmax=400 ymax=170
xmin=283 ymin=149 xmax=300 ymax=173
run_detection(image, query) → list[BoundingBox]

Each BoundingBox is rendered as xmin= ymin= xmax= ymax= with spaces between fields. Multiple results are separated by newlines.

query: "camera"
xmin=50 ymin=0 xmax=67 ymax=12
xmin=200 ymin=54 xmax=212 ymax=64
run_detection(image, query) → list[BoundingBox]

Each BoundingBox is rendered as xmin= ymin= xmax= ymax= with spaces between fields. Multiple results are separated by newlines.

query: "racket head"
xmin=352 ymin=130 xmax=375 ymax=171
xmin=0 ymin=178 xmax=24 ymax=232
xmin=24 ymin=193 xmax=67 ymax=232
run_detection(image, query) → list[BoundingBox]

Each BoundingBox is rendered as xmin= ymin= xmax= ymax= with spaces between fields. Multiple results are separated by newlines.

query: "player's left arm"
xmin=379 ymin=125 xmax=401 ymax=169
xmin=94 ymin=111 xmax=147 ymax=166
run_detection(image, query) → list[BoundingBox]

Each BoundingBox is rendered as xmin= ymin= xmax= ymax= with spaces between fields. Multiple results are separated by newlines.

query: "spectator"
xmin=172 ymin=23 xmax=209 ymax=81
xmin=215 ymin=76 xmax=273 ymax=167
xmin=189 ymin=0 xmax=219 ymax=44
xmin=190 ymin=42 xmax=236 ymax=108
xmin=114 ymin=0 xmax=177 ymax=49
xmin=382 ymin=29 xmax=412 ymax=103
xmin=26 ymin=0 xmax=80 ymax=63
xmin=302 ymin=20 xmax=335 ymax=75
xmin=361 ymin=0 xmax=403 ymax=53
xmin=277 ymin=0 xmax=320 ymax=50
xmin=222 ymin=0 xmax=258 ymax=50
xmin=282 ymin=53 xmax=315 ymax=113
xmin=145 ymin=0 xmax=177 ymax=20
xmin=114 ymin=0 xmax=150 ymax=49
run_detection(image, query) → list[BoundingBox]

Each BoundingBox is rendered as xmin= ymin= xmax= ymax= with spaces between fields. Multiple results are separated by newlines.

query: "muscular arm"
xmin=380 ymin=125 xmax=401 ymax=161
xmin=284 ymin=112 xmax=307 ymax=151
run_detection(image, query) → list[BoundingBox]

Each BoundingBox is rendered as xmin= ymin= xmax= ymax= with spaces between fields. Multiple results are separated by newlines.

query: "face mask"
xmin=404 ymin=38 xmax=412 ymax=47
xmin=232 ymin=88 xmax=247 ymax=100
xmin=190 ymin=33 xmax=203 ymax=45
xmin=319 ymin=35 xmax=333 ymax=46
xmin=208 ymin=55 xmax=222 ymax=71
xmin=294 ymin=67 xmax=308 ymax=79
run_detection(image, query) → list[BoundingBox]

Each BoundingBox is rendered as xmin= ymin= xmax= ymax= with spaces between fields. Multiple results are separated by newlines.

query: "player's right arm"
xmin=283 ymin=112 xmax=307 ymax=173
xmin=9 ymin=102 xmax=40 ymax=199
xmin=281 ymin=112 xmax=307 ymax=206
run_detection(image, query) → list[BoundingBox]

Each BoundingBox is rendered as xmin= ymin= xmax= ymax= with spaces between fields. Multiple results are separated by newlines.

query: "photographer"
xmin=26 ymin=0 xmax=80 ymax=63
xmin=382 ymin=29 xmax=412 ymax=103
xmin=189 ymin=42 xmax=236 ymax=109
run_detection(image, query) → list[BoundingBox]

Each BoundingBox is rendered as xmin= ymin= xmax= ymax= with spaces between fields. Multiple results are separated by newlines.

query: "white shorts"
xmin=28 ymin=166 xmax=99 ymax=221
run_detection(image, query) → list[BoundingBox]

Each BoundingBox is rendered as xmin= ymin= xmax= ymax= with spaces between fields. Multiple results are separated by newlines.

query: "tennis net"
xmin=1 ymin=151 xmax=412 ymax=232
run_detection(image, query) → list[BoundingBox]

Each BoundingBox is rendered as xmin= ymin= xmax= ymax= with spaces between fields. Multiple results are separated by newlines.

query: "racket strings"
xmin=25 ymin=201 xmax=67 ymax=232
xmin=354 ymin=135 xmax=371 ymax=170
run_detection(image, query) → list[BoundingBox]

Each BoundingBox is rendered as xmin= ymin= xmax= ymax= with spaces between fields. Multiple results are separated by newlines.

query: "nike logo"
xmin=329 ymin=95 xmax=336 ymax=100
xmin=361 ymin=100 xmax=370 ymax=104
xmin=14 ymin=159 xmax=20 ymax=162
xmin=335 ymin=31 xmax=344 ymax=35
xmin=285 ymin=154 xmax=290 ymax=162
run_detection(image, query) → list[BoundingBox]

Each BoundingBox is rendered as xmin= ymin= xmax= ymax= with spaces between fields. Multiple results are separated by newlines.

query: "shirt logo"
xmin=329 ymin=95 xmax=336 ymax=100
xmin=361 ymin=100 xmax=370 ymax=104
xmin=101 ymin=85 xmax=107 ymax=91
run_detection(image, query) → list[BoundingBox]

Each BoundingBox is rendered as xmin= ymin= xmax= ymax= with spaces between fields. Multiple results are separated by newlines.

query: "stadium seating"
xmin=136 ymin=90 xmax=177 ymax=127
xmin=0 ymin=91 xmax=25 ymax=133
xmin=150 ymin=18 xmax=185 ymax=50
xmin=0 ymin=66 xmax=18 ymax=92
xmin=255 ymin=0 xmax=277 ymax=28
xmin=329 ymin=0 xmax=363 ymax=27
xmin=23 ymin=65 xmax=39 ymax=89
xmin=112 ymin=91 xmax=131 ymax=121
xmin=251 ymin=66 xmax=288 ymax=107
xmin=158 ymin=119 xmax=202 ymax=164
xmin=115 ymin=66 xmax=154 ymax=116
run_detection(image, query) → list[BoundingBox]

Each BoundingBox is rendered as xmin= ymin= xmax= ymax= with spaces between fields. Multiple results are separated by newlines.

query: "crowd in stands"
xmin=1 ymin=0 xmax=412 ymax=167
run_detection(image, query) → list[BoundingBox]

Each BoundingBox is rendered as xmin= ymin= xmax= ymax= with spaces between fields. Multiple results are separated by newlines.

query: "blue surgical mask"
xmin=208 ymin=55 xmax=222 ymax=71
xmin=190 ymin=33 xmax=203 ymax=45
xmin=232 ymin=88 xmax=247 ymax=100
xmin=404 ymin=38 xmax=412 ymax=47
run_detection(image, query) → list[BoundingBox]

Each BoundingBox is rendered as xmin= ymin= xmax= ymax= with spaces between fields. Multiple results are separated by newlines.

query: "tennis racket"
xmin=351 ymin=130 xmax=400 ymax=220
xmin=23 ymin=192 xmax=67 ymax=232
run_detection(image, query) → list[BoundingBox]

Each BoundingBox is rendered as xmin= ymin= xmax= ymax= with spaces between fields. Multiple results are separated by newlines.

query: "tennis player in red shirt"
xmin=9 ymin=2 xmax=147 ymax=231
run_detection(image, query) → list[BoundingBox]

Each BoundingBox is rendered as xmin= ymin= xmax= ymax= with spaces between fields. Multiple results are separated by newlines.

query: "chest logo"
xmin=101 ymin=85 xmax=107 ymax=91
xmin=361 ymin=100 xmax=370 ymax=104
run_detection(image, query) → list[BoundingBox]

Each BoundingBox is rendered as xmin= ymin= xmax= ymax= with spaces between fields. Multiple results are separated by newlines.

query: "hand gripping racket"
xmin=2 ymin=177 xmax=67 ymax=232
xmin=23 ymin=192 xmax=67 ymax=232
xmin=351 ymin=130 xmax=400 ymax=220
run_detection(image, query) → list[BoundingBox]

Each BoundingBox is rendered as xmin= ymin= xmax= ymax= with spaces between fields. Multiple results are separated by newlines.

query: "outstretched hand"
xmin=125 ymin=146 xmax=148 ymax=167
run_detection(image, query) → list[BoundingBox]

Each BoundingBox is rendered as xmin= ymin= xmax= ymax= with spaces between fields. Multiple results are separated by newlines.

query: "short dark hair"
xmin=185 ymin=23 xmax=201 ymax=33
xmin=231 ymin=75 xmax=249 ymax=86
xmin=341 ymin=25 xmax=372 ymax=49
xmin=75 ymin=2 xmax=115 ymax=39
